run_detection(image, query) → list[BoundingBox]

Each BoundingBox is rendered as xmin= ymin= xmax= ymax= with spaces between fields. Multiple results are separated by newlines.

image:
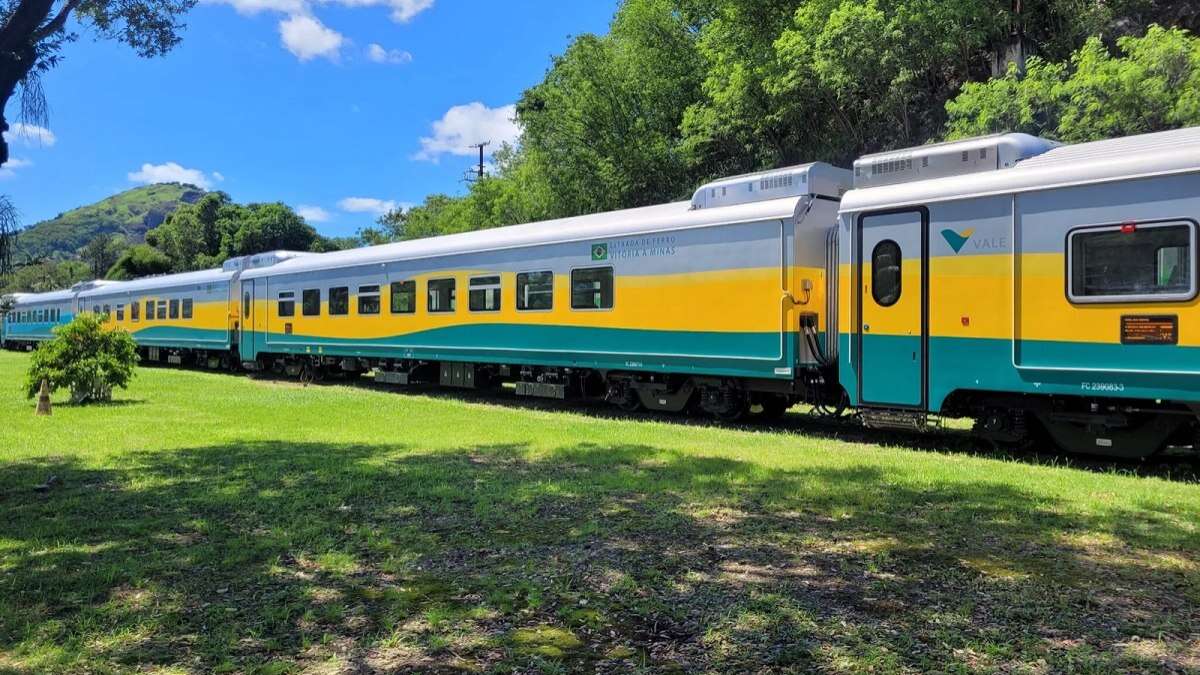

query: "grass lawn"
xmin=1 ymin=350 xmax=1198 ymax=673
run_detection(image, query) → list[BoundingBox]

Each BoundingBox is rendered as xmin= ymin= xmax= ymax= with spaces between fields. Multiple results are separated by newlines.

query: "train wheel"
xmin=754 ymin=395 xmax=791 ymax=422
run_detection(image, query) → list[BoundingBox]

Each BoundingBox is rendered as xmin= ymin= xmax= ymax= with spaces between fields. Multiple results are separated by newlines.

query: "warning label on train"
xmin=1120 ymin=315 xmax=1178 ymax=345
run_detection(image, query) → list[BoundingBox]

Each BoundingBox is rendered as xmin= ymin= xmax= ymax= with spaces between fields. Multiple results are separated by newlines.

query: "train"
xmin=5 ymin=126 xmax=1200 ymax=458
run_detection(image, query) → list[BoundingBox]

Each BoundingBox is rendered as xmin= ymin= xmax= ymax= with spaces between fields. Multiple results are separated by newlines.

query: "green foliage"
xmin=0 ymin=259 xmax=90 ymax=295
xmin=105 ymin=243 xmax=173 ymax=280
xmin=947 ymin=25 xmax=1200 ymax=142
xmin=146 ymin=193 xmax=324 ymax=272
xmin=517 ymin=0 xmax=705 ymax=215
xmin=14 ymin=183 xmax=204 ymax=261
xmin=387 ymin=2 xmax=1199 ymax=243
xmin=79 ymin=232 xmax=128 ymax=278
xmin=24 ymin=313 xmax=138 ymax=404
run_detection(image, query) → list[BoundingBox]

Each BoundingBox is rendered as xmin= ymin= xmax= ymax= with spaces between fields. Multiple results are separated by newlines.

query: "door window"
xmin=871 ymin=240 xmax=902 ymax=307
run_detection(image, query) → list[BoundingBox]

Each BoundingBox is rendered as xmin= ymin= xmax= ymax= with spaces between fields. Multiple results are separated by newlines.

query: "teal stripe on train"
xmin=130 ymin=326 xmax=231 ymax=348
xmin=251 ymin=324 xmax=796 ymax=379
xmin=840 ymin=334 xmax=1200 ymax=409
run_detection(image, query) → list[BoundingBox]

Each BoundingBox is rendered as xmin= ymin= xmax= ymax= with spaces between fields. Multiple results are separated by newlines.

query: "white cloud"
xmin=386 ymin=0 xmax=433 ymax=22
xmin=128 ymin=162 xmax=219 ymax=190
xmin=202 ymin=0 xmax=306 ymax=15
xmin=414 ymin=102 xmax=520 ymax=162
xmin=5 ymin=123 xmax=56 ymax=148
xmin=296 ymin=205 xmax=332 ymax=222
xmin=326 ymin=0 xmax=432 ymax=22
xmin=212 ymin=171 xmax=226 ymax=182
xmin=338 ymin=197 xmax=405 ymax=216
xmin=279 ymin=14 xmax=345 ymax=62
xmin=367 ymin=43 xmax=412 ymax=64
xmin=0 ymin=157 xmax=33 ymax=179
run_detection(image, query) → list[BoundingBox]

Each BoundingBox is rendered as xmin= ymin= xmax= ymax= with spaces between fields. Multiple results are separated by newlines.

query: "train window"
xmin=93 ymin=305 xmax=101 ymax=315
xmin=278 ymin=291 xmax=296 ymax=318
xmin=329 ymin=287 xmax=349 ymax=316
xmin=469 ymin=276 xmax=501 ymax=312
xmin=243 ymin=292 xmax=251 ymax=317
xmin=169 ymin=299 xmax=180 ymax=319
xmin=146 ymin=301 xmax=154 ymax=321
xmin=358 ymin=285 xmax=381 ymax=315
xmin=871 ymin=240 xmax=902 ymax=307
xmin=517 ymin=271 xmax=554 ymax=311
xmin=302 ymin=289 xmax=321 ymax=316
xmin=116 ymin=305 xmax=125 ymax=321
xmin=428 ymin=278 xmax=456 ymax=313
xmin=1069 ymin=222 xmax=1197 ymax=303
xmin=103 ymin=305 xmax=112 ymax=319
xmin=182 ymin=299 xmax=193 ymax=319
xmin=390 ymin=281 xmax=416 ymax=314
xmin=157 ymin=300 xmax=167 ymax=320
xmin=571 ymin=267 xmax=614 ymax=310
xmin=131 ymin=301 xmax=140 ymax=322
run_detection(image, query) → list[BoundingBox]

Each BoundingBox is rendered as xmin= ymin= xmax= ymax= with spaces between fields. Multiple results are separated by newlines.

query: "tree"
xmin=105 ymin=243 xmax=171 ymax=280
xmin=25 ymin=312 xmax=138 ymax=403
xmin=369 ymin=1 xmax=1200 ymax=246
xmin=517 ymin=0 xmax=706 ymax=216
xmin=230 ymin=202 xmax=319 ymax=256
xmin=0 ymin=258 xmax=88 ymax=294
xmin=946 ymin=25 xmax=1200 ymax=142
xmin=145 ymin=195 xmax=323 ymax=271
xmin=0 ymin=0 xmax=195 ymax=167
xmin=0 ymin=194 xmax=17 ymax=277
xmin=146 ymin=191 xmax=234 ymax=272
xmin=79 ymin=232 xmax=126 ymax=278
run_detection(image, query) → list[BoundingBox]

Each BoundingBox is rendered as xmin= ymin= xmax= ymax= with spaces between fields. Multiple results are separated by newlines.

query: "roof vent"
xmin=691 ymin=162 xmax=853 ymax=209
xmin=69 ymin=280 xmax=120 ymax=293
xmin=223 ymin=250 xmax=313 ymax=272
xmin=853 ymin=133 xmax=1058 ymax=189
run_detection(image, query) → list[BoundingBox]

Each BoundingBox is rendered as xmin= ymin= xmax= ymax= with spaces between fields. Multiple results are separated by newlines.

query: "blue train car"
xmin=2 ymin=288 xmax=78 ymax=349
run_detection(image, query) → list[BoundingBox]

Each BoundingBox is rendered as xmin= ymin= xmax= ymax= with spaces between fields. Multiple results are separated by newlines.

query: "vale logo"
xmin=940 ymin=228 xmax=975 ymax=254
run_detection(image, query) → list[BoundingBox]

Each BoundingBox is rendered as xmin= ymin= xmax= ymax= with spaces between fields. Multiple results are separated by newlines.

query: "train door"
xmin=238 ymin=279 xmax=255 ymax=363
xmin=856 ymin=208 xmax=928 ymax=408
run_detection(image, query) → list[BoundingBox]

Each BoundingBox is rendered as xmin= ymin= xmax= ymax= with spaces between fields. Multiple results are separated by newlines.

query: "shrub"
xmin=25 ymin=313 xmax=139 ymax=404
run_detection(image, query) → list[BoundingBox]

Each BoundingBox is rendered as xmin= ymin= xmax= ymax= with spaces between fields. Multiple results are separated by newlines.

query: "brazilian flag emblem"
xmin=591 ymin=243 xmax=609 ymax=261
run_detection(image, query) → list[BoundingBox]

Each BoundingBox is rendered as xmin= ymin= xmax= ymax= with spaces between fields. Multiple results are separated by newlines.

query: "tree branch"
xmin=32 ymin=0 xmax=81 ymax=42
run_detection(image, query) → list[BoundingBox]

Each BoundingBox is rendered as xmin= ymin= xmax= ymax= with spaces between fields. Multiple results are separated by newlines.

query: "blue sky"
xmin=2 ymin=0 xmax=620 ymax=237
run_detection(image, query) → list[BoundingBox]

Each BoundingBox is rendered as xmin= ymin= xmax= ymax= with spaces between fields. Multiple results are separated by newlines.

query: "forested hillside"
xmin=367 ymin=0 xmax=1200 ymax=243
xmin=15 ymin=183 xmax=204 ymax=261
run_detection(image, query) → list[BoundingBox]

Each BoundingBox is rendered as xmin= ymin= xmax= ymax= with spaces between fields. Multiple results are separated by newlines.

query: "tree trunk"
xmin=0 ymin=0 xmax=58 ymax=166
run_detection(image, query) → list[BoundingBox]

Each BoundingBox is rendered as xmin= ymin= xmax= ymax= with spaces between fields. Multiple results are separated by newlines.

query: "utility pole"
xmin=463 ymin=141 xmax=491 ymax=184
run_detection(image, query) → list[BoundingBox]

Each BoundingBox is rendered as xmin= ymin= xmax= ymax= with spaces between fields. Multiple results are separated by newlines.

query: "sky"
xmin=1 ymin=0 xmax=621 ymax=238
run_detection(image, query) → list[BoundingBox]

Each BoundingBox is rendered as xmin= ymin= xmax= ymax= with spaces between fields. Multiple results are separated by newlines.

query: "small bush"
xmin=25 ymin=313 xmax=139 ymax=404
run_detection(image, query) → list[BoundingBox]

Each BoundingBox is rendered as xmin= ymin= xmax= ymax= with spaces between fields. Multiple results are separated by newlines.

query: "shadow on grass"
xmin=1 ymin=441 xmax=1197 ymax=673
xmin=359 ymin=378 xmax=1200 ymax=484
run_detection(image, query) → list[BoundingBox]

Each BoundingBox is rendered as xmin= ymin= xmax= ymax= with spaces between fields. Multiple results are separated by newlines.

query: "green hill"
xmin=16 ymin=183 xmax=205 ymax=261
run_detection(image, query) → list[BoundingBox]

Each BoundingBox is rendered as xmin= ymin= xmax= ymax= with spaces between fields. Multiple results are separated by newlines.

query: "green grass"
xmin=1 ymin=350 xmax=1198 ymax=673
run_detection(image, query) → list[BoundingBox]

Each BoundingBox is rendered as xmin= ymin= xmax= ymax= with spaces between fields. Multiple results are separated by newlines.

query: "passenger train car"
xmin=5 ymin=127 xmax=1200 ymax=458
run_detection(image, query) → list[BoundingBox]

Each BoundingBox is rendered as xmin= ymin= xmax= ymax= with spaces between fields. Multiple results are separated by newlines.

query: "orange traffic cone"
xmin=35 ymin=379 xmax=51 ymax=416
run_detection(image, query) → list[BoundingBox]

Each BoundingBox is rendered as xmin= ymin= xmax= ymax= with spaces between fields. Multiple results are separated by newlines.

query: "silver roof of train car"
xmin=10 ymin=288 xmax=77 ymax=305
xmin=242 ymin=178 xmax=834 ymax=280
xmin=76 ymin=267 xmax=235 ymax=299
xmin=842 ymin=126 xmax=1200 ymax=212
